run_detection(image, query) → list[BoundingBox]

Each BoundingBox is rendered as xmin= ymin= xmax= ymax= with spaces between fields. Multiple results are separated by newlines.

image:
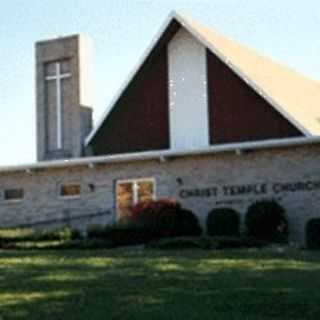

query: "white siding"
xmin=168 ymin=28 xmax=209 ymax=151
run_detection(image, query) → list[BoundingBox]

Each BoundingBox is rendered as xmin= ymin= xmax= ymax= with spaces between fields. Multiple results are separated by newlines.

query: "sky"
xmin=0 ymin=0 xmax=319 ymax=166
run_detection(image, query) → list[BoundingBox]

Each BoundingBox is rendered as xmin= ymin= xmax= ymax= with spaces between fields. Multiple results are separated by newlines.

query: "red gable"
xmin=87 ymin=14 xmax=305 ymax=156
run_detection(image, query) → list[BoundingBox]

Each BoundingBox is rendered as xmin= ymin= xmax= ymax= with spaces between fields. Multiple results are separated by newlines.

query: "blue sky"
xmin=0 ymin=0 xmax=319 ymax=166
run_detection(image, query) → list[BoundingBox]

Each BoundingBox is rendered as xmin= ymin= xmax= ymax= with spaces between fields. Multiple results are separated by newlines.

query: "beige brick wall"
xmin=1 ymin=143 xmax=320 ymax=245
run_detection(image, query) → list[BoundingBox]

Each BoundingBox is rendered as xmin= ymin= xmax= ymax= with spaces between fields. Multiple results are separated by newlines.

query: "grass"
xmin=0 ymin=248 xmax=319 ymax=319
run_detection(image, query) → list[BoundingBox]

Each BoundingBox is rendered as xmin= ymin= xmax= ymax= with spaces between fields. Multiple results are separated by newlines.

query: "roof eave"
xmin=1 ymin=136 xmax=320 ymax=174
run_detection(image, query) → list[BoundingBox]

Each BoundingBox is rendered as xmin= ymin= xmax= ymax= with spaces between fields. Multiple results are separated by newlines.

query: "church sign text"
xmin=179 ymin=180 xmax=320 ymax=199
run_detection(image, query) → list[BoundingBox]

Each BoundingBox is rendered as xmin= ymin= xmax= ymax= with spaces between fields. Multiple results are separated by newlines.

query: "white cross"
xmin=45 ymin=62 xmax=71 ymax=149
xmin=132 ymin=182 xmax=140 ymax=205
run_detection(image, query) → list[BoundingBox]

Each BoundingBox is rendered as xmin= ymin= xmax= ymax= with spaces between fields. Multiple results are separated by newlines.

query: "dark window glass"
xmin=4 ymin=189 xmax=24 ymax=201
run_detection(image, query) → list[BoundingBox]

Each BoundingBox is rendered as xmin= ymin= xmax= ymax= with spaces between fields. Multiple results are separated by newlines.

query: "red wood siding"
xmin=206 ymin=50 xmax=303 ymax=144
xmin=90 ymin=47 xmax=169 ymax=155
xmin=89 ymin=22 xmax=180 ymax=155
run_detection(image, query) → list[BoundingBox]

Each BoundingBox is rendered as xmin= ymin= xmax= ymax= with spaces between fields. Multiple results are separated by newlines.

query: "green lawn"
xmin=0 ymin=248 xmax=320 ymax=320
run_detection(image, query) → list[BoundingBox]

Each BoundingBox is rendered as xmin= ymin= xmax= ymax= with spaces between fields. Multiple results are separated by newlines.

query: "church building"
xmin=1 ymin=12 xmax=320 ymax=244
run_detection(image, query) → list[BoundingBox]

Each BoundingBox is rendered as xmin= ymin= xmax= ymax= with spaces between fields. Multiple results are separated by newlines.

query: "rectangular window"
xmin=116 ymin=178 xmax=155 ymax=222
xmin=60 ymin=184 xmax=81 ymax=198
xmin=4 ymin=189 xmax=24 ymax=202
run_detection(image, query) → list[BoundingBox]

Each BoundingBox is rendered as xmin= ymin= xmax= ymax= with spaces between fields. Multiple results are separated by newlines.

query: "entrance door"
xmin=116 ymin=178 xmax=155 ymax=223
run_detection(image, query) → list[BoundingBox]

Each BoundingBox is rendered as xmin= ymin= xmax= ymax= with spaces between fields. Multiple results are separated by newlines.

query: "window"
xmin=4 ymin=189 xmax=24 ymax=202
xmin=116 ymin=178 xmax=155 ymax=222
xmin=60 ymin=184 xmax=81 ymax=198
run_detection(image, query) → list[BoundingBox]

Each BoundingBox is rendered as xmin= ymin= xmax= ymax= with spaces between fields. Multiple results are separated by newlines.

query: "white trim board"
xmin=168 ymin=28 xmax=209 ymax=151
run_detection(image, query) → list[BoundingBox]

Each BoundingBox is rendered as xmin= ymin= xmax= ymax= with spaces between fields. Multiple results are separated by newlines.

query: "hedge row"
xmin=306 ymin=218 xmax=320 ymax=250
xmin=207 ymin=200 xmax=288 ymax=243
xmin=86 ymin=199 xmax=288 ymax=245
xmin=130 ymin=199 xmax=202 ymax=238
xmin=0 ymin=226 xmax=81 ymax=243
xmin=147 ymin=236 xmax=267 ymax=250
xmin=86 ymin=199 xmax=202 ymax=246
xmin=0 ymin=199 xmax=289 ymax=248
xmin=3 ymin=198 xmax=320 ymax=249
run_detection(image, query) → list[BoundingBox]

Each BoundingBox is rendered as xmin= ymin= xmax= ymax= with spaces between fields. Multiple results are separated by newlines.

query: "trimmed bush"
xmin=100 ymin=224 xmax=156 ymax=246
xmin=0 ymin=228 xmax=35 ymax=242
xmin=206 ymin=208 xmax=240 ymax=237
xmin=245 ymin=200 xmax=288 ymax=242
xmin=147 ymin=237 xmax=212 ymax=250
xmin=212 ymin=236 xmax=267 ymax=249
xmin=240 ymin=236 xmax=268 ymax=248
xmin=86 ymin=224 xmax=106 ymax=239
xmin=130 ymin=199 xmax=180 ymax=237
xmin=50 ymin=227 xmax=81 ymax=241
xmin=147 ymin=236 xmax=267 ymax=250
xmin=0 ymin=226 xmax=81 ymax=243
xmin=175 ymin=209 xmax=202 ymax=237
xmin=52 ymin=239 xmax=115 ymax=250
xmin=130 ymin=199 xmax=202 ymax=238
xmin=86 ymin=223 xmax=156 ymax=246
xmin=0 ymin=239 xmax=115 ymax=250
xmin=306 ymin=218 xmax=320 ymax=249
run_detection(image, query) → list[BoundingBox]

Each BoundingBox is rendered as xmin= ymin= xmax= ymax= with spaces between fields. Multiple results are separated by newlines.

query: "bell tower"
xmin=36 ymin=34 xmax=93 ymax=161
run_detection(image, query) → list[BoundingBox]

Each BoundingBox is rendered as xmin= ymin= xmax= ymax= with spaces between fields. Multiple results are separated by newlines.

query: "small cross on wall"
xmin=45 ymin=61 xmax=71 ymax=149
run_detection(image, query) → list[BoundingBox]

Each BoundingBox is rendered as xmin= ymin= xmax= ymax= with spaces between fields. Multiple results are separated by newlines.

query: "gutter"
xmin=0 ymin=136 xmax=320 ymax=174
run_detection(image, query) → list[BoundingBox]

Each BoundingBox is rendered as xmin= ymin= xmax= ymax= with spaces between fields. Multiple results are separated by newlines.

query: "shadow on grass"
xmin=0 ymin=248 xmax=320 ymax=320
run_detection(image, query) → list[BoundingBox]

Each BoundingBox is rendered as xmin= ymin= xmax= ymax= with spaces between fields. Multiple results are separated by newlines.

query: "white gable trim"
xmin=168 ymin=28 xmax=209 ymax=151
xmin=85 ymin=11 xmax=310 ymax=146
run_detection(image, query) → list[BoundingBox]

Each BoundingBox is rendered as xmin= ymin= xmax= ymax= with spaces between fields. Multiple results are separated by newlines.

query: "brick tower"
xmin=35 ymin=34 xmax=93 ymax=161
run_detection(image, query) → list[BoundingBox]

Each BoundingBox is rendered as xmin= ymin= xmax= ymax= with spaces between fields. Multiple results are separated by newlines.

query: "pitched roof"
xmin=86 ymin=11 xmax=320 ymax=145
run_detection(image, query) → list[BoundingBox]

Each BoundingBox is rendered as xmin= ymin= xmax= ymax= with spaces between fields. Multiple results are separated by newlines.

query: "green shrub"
xmin=0 ymin=239 xmax=115 ymax=250
xmin=147 ymin=237 xmax=213 ymax=250
xmin=212 ymin=236 xmax=243 ymax=248
xmin=245 ymin=200 xmax=288 ymax=242
xmin=105 ymin=224 xmax=157 ymax=246
xmin=0 ymin=226 xmax=81 ymax=243
xmin=53 ymin=239 xmax=115 ymax=250
xmin=86 ymin=224 xmax=106 ymax=239
xmin=131 ymin=199 xmax=180 ymax=237
xmin=0 ymin=228 xmax=35 ymax=242
xmin=306 ymin=218 xmax=320 ymax=249
xmin=130 ymin=199 xmax=202 ymax=238
xmin=240 ymin=236 xmax=268 ymax=248
xmin=206 ymin=208 xmax=240 ymax=237
xmin=212 ymin=236 xmax=267 ymax=249
xmin=174 ymin=209 xmax=202 ymax=237
xmin=147 ymin=236 xmax=267 ymax=250
xmin=32 ymin=227 xmax=81 ymax=241
xmin=51 ymin=227 xmax=81 ymax=241
xmin=86 ymin=223 xmax=156 ymax=246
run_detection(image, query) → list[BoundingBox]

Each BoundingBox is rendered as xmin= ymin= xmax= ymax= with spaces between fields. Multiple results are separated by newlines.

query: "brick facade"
xmin=1 ymin=143 xmax=320 ymax=245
